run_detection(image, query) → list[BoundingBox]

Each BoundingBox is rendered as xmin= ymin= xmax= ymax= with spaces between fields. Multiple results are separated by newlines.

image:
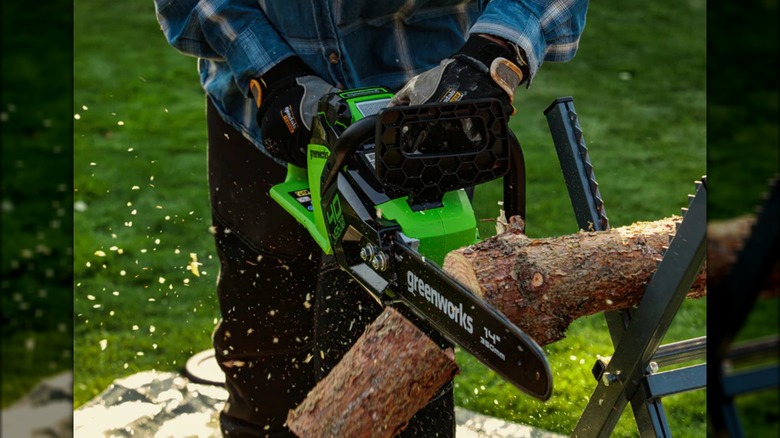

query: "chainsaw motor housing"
xmin=271 ymin=87 xmax=524 ymax=265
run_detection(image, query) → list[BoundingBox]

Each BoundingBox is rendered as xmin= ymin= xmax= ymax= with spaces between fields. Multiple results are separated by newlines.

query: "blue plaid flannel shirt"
xmin=154 ymin=0 xmax=588 ymax=160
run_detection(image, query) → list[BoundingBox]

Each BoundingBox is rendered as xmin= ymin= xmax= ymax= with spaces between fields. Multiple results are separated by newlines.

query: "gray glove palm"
xmin=390 ymin=35 xmax=527 ymax=116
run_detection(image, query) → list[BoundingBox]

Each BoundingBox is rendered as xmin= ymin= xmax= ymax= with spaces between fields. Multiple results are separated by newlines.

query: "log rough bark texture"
xmin=287 ymin=307 xmax=458 ymax=438
xmin=707 ymin=214 xmax=779 ymax=298
xmin=443 ymin=216 xmax=707 ymax=346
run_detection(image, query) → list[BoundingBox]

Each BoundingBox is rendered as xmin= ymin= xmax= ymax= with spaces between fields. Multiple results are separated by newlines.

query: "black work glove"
xmin=389 ymin=34 xmax=529 ymax=116
xmin=251 ymin=58 xmax=337 ymax=167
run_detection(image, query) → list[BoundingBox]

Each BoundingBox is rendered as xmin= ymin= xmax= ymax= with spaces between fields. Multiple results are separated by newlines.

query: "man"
xmin=154 ymin=1 xmax=588 ymax=436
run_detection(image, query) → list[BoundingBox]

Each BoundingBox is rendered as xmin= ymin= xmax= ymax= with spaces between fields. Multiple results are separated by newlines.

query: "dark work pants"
xmin=206 ymin=98 xmax=454 ymax=437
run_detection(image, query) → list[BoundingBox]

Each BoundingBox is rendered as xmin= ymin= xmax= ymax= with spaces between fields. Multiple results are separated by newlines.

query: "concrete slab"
xmin=72 ymin=369 xmax=566 ymax=437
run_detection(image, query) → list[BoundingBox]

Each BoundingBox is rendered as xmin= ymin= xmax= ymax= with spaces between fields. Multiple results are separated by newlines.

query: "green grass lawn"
xmin=71 ymin=0 xmax=723 ymax=436
xmin=73 ymin=0 xmax=218 ymax=402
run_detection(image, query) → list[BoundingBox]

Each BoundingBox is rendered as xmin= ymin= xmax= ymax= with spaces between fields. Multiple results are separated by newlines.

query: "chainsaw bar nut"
xmin=360 ymin=244 xmax=378 ymax=262
xmin=371 ymin=252 xmax=390 ymax=271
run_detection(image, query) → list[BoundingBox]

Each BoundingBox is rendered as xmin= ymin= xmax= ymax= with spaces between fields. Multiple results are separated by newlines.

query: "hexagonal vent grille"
xmin=376 ymin=99 xmax=510 ymax=209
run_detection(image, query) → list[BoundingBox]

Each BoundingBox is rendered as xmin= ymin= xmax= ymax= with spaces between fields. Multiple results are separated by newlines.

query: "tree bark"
xmin=442 ymin=215 xmax=707 ymax=347
xmin=707 ymin=214 xmax=779 ymax=298
xmin=287 ymin=307 xmax=458 ymax=438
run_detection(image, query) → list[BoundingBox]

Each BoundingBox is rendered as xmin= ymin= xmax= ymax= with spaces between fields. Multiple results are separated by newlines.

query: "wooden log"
xmin=287 ymin=307 xmax=459 ymax=438
xmin=442 ymin=216 xmax=707 ymax=346
xmin=289 ymin=214 xmax=776 ymax=436
xmin=707 ymin=214 xmax=779 ymax=298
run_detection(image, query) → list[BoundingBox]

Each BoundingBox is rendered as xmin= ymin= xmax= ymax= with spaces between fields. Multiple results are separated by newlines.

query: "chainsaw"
xmin=270 ymin=86 xmax=552 ymax=401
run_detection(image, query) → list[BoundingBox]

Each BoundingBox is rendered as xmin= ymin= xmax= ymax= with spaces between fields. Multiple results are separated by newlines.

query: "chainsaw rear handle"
xmin=321 ymin=100 xmax=526 ymax=219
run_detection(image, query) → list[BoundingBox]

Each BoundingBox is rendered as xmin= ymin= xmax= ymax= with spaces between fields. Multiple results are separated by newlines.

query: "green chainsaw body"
xmin=269 ymin=87 xmax=478 ymax=265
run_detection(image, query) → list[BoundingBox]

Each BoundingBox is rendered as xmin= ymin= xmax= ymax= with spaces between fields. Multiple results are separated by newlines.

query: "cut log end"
xmin=442 ymin=251 xmax=484 ymax=297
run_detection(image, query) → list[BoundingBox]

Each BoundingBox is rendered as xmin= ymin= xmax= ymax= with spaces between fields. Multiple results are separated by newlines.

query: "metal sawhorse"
xmin=544 ymin=98 xmax=708 ymax=437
